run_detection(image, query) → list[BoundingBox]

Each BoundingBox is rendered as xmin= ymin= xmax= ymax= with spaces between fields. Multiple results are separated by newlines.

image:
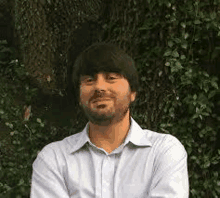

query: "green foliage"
xmin=0 ymin=40 xmax=84 ymax=197
xmin=1 ymin=0 xmax=220 ymax=197
xmin=0 ymin=45 xmax=36 ymax=197
xmin=0 ymin=41 xmax=70 ymax=197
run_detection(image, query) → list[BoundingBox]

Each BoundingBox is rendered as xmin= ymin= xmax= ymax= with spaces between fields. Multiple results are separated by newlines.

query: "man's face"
xmin=79 ymin=72 xmax=136 ymax=125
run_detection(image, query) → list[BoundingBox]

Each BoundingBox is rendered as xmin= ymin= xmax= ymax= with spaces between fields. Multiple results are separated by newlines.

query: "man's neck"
xmin=88 ymin=111 xmax=131 ymax=153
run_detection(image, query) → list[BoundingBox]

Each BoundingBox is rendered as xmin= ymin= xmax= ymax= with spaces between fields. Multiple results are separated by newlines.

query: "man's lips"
xmin=92 ymin=98 xmax=112 ymax=103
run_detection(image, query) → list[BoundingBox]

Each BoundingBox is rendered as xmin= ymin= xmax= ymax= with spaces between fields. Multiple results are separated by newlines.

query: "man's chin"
xmin=88 ymin=114 xmax=114 ymax=126
xmin=82 ymin=105 xmax=129 ymax=126
xmin=82 ymin=108 xmax=113 ymax=124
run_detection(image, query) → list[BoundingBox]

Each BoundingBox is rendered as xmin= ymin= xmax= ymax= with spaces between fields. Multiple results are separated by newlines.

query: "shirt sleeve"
xmin=30 ymin=145 xmax=70 ymax=198
xmin=148 ymin=135 xmax=189 ymax=198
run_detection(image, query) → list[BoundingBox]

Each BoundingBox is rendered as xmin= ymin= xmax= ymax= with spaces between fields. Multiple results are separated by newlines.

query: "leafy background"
xmin=0 ymin=0 xmax=220 ymax=197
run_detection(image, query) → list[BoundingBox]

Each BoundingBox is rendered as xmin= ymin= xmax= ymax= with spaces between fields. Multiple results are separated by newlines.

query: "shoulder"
xmin=143 ymin=129 xmax=187 ymax=157
xmin=144 ymin=129 xmax=184 ymax=146
xmin=35 ymin=131 xmax=84 ymax=160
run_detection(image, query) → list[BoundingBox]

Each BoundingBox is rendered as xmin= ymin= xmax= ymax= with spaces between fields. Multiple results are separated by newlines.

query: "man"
xmin=31 ymin=42 xmax=189 ymax=197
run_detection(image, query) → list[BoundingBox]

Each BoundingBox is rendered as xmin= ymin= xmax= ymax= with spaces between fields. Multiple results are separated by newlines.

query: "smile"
xmin=92 ymin=98 xmax=111 ymax=103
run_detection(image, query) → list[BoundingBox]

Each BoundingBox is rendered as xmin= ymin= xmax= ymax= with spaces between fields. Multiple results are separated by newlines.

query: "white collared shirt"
xmin=31 ymin=117 xmax=189 ymax=198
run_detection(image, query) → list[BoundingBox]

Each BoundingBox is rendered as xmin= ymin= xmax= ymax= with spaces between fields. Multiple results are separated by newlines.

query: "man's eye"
xmin=108 ymin=76 xmax=116 ymax=80
xmin=107 ymin=73 xmax=120 ymax=80
xmin=80 ymin=76 xmax=94 ymax=84
xmin=85 ymin=78 xmax=94 ymax=83
xmin=86 ymin=78 xmax=93 ymax=81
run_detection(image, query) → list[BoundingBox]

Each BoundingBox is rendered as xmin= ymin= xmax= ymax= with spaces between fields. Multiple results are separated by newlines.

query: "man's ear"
xmin=131 ymin=91 xmax=136 ymax=102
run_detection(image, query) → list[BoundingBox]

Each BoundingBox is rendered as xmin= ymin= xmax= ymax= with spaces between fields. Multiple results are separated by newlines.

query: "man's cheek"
xmin=81 ymin=99 xmax=89 ymax=106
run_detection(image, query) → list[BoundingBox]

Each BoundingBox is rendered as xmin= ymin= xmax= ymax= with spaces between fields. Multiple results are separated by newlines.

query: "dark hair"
xmin=72 ymin=42 xmax=139 ymax=100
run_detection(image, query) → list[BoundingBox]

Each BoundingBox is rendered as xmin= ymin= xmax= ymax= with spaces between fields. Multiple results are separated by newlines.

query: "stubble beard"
xmin=81 ymin=100 xmax=131 ymax=126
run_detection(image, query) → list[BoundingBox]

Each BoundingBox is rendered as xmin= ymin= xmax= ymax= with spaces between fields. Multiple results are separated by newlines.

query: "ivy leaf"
xmin=168 ymin=41 xmax=174 ymax=47
xmin=210 ymin=12 xmax=216 ymax=20
xmin=203 ymin=161 xmax=210 ymax=168
xmin=211 ymin=81 xmax=218 ymax=89
xmin=173 ymin=38 xmax=181 ymax=43
xmin=141 ymin=77 xmax=146 ymax=81
xmin=193 ymin=94 xmax=197 ymax=100
xmin=165 ymin=62 xmax=170 ymax=66
xmin=203 ymin=72 xmax=209 ymax=77
xmin=181 ymin=43 xmax=188 ymax=49
xmin=181 ymin=22 xmax=186 ymax=28
xmin=208 ymin=90 xmax=217 ymax=99
xmin=171 ymin=61 xmax=183 ymax=72
xmin=172 ymin=50 xmax=179 ymax=57
xmin=37 ymin=118 xmax=42 ymax=123
xmin=194 ymin=20 xmax=202 ymax=24
xmin=175 ymin=61 xmax=182 ymax=68
xmin=164 ymin=50 xmax=172 ymax=56
xmin=181 ymin=55 xmax=186 ymax=59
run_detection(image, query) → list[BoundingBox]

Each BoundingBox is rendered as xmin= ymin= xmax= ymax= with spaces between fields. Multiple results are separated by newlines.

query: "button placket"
xmin=101 ymin=155 xmax=115 ymax=198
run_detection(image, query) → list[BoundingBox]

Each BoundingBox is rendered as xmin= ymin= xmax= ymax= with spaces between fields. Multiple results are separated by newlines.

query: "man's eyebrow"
xmin=80 ymin=74 xmax=94 ymax=78
xmin=79 ymin=75 xmax=93 ymax=81
xmin=107 ymin=72 xmax=124 ymax=77
xmin=108 ymin=72 xmax=122 ymax=75
xmin=80 ymin=72 xmax=122 ymax=79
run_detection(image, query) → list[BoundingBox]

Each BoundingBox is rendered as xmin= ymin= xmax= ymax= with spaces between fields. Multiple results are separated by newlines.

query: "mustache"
xmin=89 ymin=91 xmax=114 ymax=102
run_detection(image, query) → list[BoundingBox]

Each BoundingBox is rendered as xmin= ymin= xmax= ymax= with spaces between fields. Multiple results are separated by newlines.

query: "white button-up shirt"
xmin=31 ymin=117 xmax=189 ymax=197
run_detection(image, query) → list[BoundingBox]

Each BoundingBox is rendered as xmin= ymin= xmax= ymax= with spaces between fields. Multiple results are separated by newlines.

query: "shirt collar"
xmin=68 ymin=117 xmax=152 ymax=154
xmin=125 ymin=117 xmax=152 ymax=147
xmin=68 ymin=122 xmax=90 ymax=154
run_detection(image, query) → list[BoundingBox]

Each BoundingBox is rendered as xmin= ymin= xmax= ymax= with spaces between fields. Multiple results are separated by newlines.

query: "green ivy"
xmin=1 ymin=0 xmax=220 ymax=197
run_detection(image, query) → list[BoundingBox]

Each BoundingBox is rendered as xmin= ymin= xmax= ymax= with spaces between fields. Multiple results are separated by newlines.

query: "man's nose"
xmin=94 ymin=74 xmax=108 ymax=91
